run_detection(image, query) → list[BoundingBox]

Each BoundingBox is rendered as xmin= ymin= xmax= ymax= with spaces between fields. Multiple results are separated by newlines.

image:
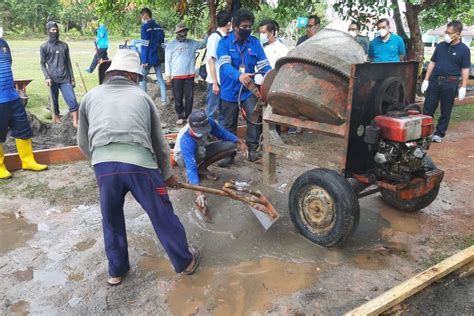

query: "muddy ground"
xmin=1 ymin=116 xmax=473 ymax=314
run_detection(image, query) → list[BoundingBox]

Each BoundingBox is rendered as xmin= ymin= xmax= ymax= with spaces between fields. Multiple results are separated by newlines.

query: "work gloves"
xmin=421 ymin=80 xmax=429 ymax=94
xmin=458 ymin=87 xmax=466 ymax=101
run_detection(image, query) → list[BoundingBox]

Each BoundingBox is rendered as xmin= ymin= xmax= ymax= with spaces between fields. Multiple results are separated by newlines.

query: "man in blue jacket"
xmin=174 ymin=109 xmax=248 ymax=215
xmin=217 ymin=8 xmax=271 ymax=165
xmin=85 ymin=22 xmax=108 ymax=73
xmin=1 ymin=37 xmax=48 ymax=179
xmin=139 ymin=7 xmax=167 ymax=106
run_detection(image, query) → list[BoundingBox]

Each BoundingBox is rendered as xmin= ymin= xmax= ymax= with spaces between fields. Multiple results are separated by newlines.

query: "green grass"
xmin=9 ymin=38 xmax=123 ymax=121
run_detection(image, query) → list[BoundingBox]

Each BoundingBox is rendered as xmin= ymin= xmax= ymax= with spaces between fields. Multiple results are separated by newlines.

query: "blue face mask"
xmin=238 ymin=28 xmax=252 ymax=40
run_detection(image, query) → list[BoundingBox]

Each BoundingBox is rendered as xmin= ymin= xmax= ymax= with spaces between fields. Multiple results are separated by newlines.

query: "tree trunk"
xmin=208 ymin=0 xmax=218 ymax=31
xmin=404 ymin=2 xmax=424 ymax=63
xmin=391 ymin=0 xmax=408 ymax=41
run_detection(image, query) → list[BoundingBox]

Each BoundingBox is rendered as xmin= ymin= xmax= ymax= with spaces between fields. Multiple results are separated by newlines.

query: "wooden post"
xmin=262 ymin=106 xmax=277 ymax=184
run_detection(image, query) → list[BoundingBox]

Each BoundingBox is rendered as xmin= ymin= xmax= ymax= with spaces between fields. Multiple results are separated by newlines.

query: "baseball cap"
xmin=189 ymin=110 xmax=212 ymax=137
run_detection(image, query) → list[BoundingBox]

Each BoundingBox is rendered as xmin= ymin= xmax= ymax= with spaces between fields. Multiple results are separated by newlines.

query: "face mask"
xmin=141 ymin=18 xmax=147 ymax=24
xmin=259 ymin=33 xmax=269 ymax=44
xmin=238 ymin=28 xmax=252 ymax=40
xmin=176 ymin=33 xmax=187 ymax=42
xmin=348 ymin=30 xmax=357 ymax=37
xmin=378 ymin=29 xmax=388 ymax=38
xmin=0 ymin=27 xmax=3 ymax=38
xmin=48 ymin=31 xmax=59 ymax=42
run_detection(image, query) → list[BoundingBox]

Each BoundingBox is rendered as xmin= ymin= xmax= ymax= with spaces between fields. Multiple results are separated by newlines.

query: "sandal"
xmin=183 ymin=247 xmax=201 ymax=275
xmin=107 ymin=276 xmax=123 ymax=286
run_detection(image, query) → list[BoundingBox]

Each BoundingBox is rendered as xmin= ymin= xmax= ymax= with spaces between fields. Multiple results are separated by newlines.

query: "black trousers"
xmin=172 ymin=78 xmax=195 ymax=120
xmin=221 ymin=95 xmax=261 ymax=146
xmin=423 ymin=77 xmax=459 ymax=138
xmin=88 ymin=48 xmax=108 ymax=72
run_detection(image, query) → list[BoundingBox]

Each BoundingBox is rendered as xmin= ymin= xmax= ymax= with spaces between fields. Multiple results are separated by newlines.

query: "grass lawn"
xmin=9 ymin=39 xmax=122 ymax=120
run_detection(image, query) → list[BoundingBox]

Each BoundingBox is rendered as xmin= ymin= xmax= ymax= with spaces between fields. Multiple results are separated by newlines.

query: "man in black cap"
xmin=40 ymin=21 xmax=79 ymax=127
xmin=173 ymin=109 xmax=248 ymax=215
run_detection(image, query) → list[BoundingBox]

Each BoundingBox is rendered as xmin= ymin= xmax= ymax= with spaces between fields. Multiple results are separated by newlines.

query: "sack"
xmin=198 ymin=31 xmax=222 ymax=81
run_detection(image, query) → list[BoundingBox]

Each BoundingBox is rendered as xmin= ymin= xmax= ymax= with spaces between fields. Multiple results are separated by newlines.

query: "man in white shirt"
xmin=205 ymin=10 xmax=231 ymax=125
xmin=258 ymin=20 xmax=288 ymax=68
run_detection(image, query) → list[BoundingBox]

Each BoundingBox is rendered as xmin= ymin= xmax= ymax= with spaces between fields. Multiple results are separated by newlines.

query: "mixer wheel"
xmin=380 ymin=156 xmax=440 ymax=212
xmin=289 ymin=168 xmax=360 ymax=247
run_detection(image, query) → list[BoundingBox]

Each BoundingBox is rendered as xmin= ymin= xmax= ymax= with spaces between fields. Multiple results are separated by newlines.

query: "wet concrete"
xmin=0 ymin=122 xmax=473 ymax=314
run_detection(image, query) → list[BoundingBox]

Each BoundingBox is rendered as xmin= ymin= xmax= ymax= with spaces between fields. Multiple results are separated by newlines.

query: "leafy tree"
xmin=332 ymin=0 xmax=473 ymax=62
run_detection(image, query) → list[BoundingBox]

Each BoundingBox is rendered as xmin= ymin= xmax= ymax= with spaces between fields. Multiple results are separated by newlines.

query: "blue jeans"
xmin=50 ymin=82 xmax=79 ymax=115
xmin=94 ymin=162 xmax=193 ymax=277
xmin=423 ymin=77 xmax=459 ymax=138
xmin=0 ymin=98 xmax=33 ymax=142
xmin=140 ymin=64 xmax=166 ymax=103
xmin=206 ymin=83 xmax=224 ymax=126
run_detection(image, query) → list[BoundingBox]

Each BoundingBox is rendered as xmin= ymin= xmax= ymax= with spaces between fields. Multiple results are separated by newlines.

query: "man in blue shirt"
xmin=174 ymin=110 xmax=248 ymax=218
xmin=217 ymin=8 xmax=271 ymax=165
xmin=368 ymin=18 xmax=406 ymax=62
xmin=0 ymin=37 xmax=48 ymax=179
xmin=85 ymin=22 xmax=108 ymax=73
xmin=139 ymin=7 xmax=167 ymax=106
xmin=421 ymin=20 xmax=471 ymax=143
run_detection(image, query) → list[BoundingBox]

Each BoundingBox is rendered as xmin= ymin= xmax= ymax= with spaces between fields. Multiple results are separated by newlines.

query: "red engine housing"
xmin=374 ymin=112 xmax=433 ymax=142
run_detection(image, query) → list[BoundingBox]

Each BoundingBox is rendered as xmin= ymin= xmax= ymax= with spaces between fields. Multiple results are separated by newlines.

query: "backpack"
xmin=199 ymin=31 xmax=223 ymax=81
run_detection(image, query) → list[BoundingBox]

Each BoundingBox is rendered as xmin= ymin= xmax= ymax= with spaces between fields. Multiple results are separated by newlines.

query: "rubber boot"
xmin=0 ymin=144 xmax=12 ymax=179
xmin=248 ymin=144 xmax=262 ymax=162
xmin=15 ymin=139 xmax=48 ymax=171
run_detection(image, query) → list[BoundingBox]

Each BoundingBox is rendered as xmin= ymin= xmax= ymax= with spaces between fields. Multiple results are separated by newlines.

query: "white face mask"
xmin=378 ymin=29 xmax=388 ymax=38
xmin=141 ymin=18 xmax=147 ymax=24
xmin=348 ymin=30 xmax=357 ymax=37
xmin=0 ymin=27 xmax=3 ymax=38
xmin=444 ymin=34 xmax=452 ymax=43
xmin=259 ymin=32 xmax=269 ymax=44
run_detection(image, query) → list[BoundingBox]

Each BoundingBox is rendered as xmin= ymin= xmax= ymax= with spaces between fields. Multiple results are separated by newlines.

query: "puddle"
xmin=351 ymin=242 xmax=410 ymax=271
xmin=379 ymin=207 xmax=421 ymax=234
xmin=12 ymin=267 xmax=34 ymax=282
xmin=10 ymin=300 xmax=30 ymax=315
xmin=72 ymin=239 xmax=96 ymax=252
xmin=0 ymin=212 xmax=38 ymax=255
xmin=33 ymin=270 xmax=67 ymax=287
xmin=166 ymin=257 xmax=321 ymax=315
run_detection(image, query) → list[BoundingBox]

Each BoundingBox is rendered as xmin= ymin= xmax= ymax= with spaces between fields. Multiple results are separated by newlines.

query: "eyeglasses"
xmin=306 ymin=24 xmax=316 ymax=28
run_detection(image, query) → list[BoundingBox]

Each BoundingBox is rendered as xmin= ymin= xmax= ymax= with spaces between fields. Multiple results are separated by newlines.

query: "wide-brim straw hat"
xmin=106 ymin=49 xmax=143 ymax=80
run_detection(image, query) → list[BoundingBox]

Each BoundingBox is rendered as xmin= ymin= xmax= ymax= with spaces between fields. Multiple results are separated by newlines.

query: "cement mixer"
xmin=261 ymin=30 xmax=444 ymax=247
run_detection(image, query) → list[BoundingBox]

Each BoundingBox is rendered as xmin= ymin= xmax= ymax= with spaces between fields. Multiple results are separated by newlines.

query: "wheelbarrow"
xmin=14 ymin=79 xmax=33 ymax=106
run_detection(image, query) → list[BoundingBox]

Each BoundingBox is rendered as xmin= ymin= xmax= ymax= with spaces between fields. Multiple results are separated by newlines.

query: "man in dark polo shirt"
xmin=368 ymin=18 xmax=406 ymax=62
xmin=421 ymin=20 xmax=471 ymax=143
xmin=296 ymin=15 xmax=320 ymax=46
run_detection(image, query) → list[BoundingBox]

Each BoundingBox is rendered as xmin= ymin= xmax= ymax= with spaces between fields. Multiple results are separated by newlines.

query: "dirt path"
xmin=0 ymin=121 xmax=473 ymax=315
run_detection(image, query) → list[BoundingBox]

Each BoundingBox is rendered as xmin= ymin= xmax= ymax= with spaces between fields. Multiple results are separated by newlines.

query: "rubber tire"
xmin=289 ymin=168 xmax=360 ymax=247
xmin=380 ymin=156 xmax=440 ymax=213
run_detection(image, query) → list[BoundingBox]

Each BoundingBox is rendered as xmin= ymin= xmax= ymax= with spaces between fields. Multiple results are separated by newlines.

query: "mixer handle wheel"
xmin=375 ymin=77 xmax=408 ymax=115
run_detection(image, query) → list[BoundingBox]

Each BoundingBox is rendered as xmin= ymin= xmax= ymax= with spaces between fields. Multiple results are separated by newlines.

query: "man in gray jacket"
xmin=77 ymin=49 xmax=200 ymax=285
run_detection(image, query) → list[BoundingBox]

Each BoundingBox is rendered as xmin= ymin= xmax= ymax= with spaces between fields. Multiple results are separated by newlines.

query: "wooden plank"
xmin=262 ymin=108 xmax=277 ymax=184
xmin=454 ymin=95 xmax=474 ymax=106
xmin=345 ymin=245 xmax=474 ymax=316
xmin=4 ymin=146 xmax=86 ymax=171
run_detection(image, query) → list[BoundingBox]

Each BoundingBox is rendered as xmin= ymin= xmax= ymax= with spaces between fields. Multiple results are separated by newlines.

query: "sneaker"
xmin=432 ymin=135 xmax=444 ymax=143
xmin=84 ymin=68 xmax=92 ymax=74
xmin=288 ymin=128 xmax=297 ymax=134
xmin=176 ymin=118 xmax=185 ymax=125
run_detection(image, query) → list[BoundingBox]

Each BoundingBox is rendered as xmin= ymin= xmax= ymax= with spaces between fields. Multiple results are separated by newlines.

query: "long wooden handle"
xmin=178 ymin=182 xmax=229 ymax=197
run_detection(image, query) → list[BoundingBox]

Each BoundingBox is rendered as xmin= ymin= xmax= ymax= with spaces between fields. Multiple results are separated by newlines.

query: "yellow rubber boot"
xmin=15 ymin=139 xmax=48 ymax=171
xmin=0 ymin=144 xmax=12 ymax=179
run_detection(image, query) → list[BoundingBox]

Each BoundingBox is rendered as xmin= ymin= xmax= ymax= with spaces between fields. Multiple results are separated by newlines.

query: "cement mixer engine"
xmin=365 ymin=111 xmax=434 ymax=183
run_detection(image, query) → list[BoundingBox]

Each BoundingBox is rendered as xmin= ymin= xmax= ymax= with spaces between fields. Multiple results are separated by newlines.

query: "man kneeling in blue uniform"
xmin=174 ymin=109 xmax=248 ymax=215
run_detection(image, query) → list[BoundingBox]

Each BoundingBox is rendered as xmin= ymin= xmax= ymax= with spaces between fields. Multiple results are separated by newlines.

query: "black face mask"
xmin=176 ymin=33 xmax=187 ymax=42
xmin=238 ymin=28 xmax=252 ymax=40
xmin=48 ymin=31 xmax=59 ymax=42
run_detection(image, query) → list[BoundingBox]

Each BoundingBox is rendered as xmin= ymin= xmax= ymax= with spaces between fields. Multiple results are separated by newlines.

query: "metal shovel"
xmin=178 ymin=181 xmax=280 ymax=230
